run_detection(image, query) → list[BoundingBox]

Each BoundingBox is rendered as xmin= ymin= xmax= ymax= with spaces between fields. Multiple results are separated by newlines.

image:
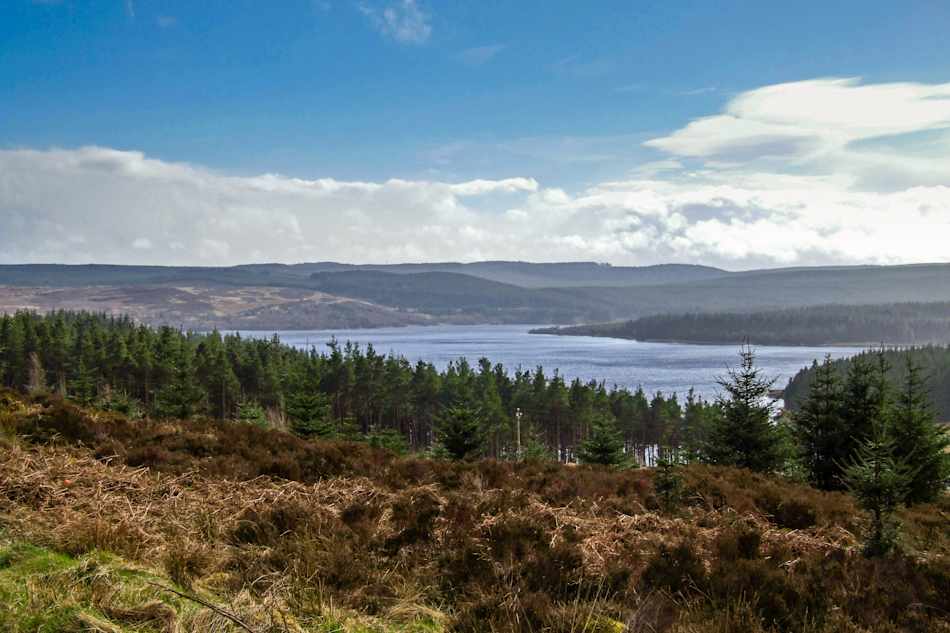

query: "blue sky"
xmin=2 ymin=1 xmax=950 ymax=267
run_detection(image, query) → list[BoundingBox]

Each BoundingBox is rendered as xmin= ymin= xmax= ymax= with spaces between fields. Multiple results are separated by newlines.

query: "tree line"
xmin=535 ymin=301 xmax=950 ymax=346
xmin=0 ymin=310 xmax=715 ymax=462
xmin=2 ymin=310 xmax=946 ymax=554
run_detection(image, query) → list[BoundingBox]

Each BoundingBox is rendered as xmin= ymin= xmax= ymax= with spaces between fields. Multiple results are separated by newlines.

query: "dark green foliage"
xmin=705 ymin=347 xmax=782 ymax=472
xmin=653 ymin=455 xmax=683 ymax=513
xmin=792 ymin=355 xmax=849 ymax=489
xmin=366 ymin=427 xmax=409 ymax=455
xmin=0 ymin=310 xmax=710 ymax=462
xmin=236 ymin=399 xmax=268 ymax=427
xmin=286 ymin=392 xmax=334 ymax=438
xmin=844 ymin=428 xmax=911 ymax=557
xmin=538 ymin=300 xmax=950 ymax=346
xmin=576 ymin=413 xmax=625 ymax=466
xmin=786 ymin=343 xmax=950 ymax=422
xmin=434 ymin=404 xmax=485 ymax=460
xmin=890 ymin=357 xmax=950 ymax=504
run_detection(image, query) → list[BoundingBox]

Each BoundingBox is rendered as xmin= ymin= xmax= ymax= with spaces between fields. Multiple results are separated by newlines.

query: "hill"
xmin=0 ymin=261 xmax=727 ymax=290
xmin=307 ymin=270 xmax=616 ymax=322
xmin=534 ymin=302 xmax=950 ymax=346
xmin=4 ymin=261 xmax=950 ymax=329
xmin=578 ymin=263 xmax=950 ymax=318
xmin=1 ymin=391 xmax=948 ymax=633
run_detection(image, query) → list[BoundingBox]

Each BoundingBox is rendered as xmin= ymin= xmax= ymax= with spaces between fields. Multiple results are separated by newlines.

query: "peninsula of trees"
xmin=533 ymin=302 xmax=950 ymax=346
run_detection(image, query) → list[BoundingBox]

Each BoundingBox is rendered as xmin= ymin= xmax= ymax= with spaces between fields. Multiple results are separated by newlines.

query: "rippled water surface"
xmin=237 ymin=325 xmax=863 ymax=400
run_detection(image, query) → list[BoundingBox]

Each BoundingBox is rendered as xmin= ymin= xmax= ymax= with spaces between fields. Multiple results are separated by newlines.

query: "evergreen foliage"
xmin=577 ymin=413 xmax=626 ymax=466
xmin=654 ymin=455 xmax=683 ymax=513
xmin=434 ymin=404 xmax=485 ymax=460
xmin=706 ymin=347 xmax=782 ymax=472
xmin=792 ymin=356 xmax=848 ymax=489
xmin=0 ymin=310 xmax=702 ymax=463
xmin=890 ymin=357 xmax=950 ymax=504
xmin=843 ymin=428 xmax=910 ymax=557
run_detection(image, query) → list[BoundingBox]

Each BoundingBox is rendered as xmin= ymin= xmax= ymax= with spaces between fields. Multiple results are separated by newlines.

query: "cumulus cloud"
xmin=2 ymin=79 xmax=949 ymax=269
xmin=359 ymin=0 xmax=431 ymax=44
xmin=1 ymin=144 xmax=948 ymax=269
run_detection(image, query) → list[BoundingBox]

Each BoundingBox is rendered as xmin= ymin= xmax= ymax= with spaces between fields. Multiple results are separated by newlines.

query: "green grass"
xmin=0 ymin=536 xmax=448 ymax=633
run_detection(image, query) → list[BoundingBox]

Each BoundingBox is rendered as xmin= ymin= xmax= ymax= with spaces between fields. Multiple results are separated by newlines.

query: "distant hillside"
xmin=303 ymin=261 xmax=731 ymax=288
xmin=3 ymin=261 xmax=950 ymax=330
xmin=574 ymin=263 xmax=950 ymax=317
xmin=307 ymin=270 xmax=616 ymax=323
xmin=0 ymin=261 xmax=729 ymax=289
xmin=534 ymin=302 xmax=950 ymax=346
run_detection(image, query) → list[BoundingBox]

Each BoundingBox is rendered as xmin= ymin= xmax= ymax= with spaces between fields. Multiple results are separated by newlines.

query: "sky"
xmin=2 ymin=0 xmax=950 ymax=269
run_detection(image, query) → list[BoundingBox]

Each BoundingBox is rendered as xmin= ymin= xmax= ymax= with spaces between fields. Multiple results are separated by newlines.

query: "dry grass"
xmin=1 ymin=392 xmax=948 ymax=632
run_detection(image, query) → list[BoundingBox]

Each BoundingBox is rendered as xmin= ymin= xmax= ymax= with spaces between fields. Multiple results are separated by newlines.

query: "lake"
xmin=234 ymin=324 xmax=864 ymax=401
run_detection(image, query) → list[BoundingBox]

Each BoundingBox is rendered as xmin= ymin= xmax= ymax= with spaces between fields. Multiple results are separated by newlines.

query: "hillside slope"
xmin=3 ymin=262 xmax=950 ymax=329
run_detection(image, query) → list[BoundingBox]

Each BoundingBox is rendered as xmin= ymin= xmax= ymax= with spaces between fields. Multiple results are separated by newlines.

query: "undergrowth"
xmin=0 ymin=390 xmax=947 ymax=632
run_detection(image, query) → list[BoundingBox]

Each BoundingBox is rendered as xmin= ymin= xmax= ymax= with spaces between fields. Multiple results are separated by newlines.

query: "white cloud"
xmin=1 ymin=145 xmax=948 ymax=269
xmin=359 ymin=0 xmax=431 ymax=44
xmin=2 ymin=79 xmax=950 ymax=269
xmin=156 ymin=15 xmax=177 ymax=28
xmin=645 ymin=77 xmax=950 ymax=188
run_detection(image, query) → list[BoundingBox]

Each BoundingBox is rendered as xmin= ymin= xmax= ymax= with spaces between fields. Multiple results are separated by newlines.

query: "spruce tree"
xmin=844 ymin=426 xmax=910 ymax=557
xmin=705 ymin=346 xmax=782 ymax=472
xmin=434 ymin=404 xmax=485 ymax=460
xmin=577 ymin=413 xmax=626 ymax=466
xmin=890 ymin=357 xmax=950 ymax=504
xmin=654 ymin=455 xmax=683 ymax=513
xmin=792 ymin=355 xmax=848 ymax=489
xmin=286 ymin=391 xmax=335 ymax=438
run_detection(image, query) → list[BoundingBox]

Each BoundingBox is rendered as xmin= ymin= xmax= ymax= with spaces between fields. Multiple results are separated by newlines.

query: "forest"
xmin=535 ymin=301 xmax=950 ymax=346
xmin=0 ymin=310 xmax=710 ymax=464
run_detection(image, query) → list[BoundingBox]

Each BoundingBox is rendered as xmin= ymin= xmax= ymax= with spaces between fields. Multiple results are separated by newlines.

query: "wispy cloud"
xmin=156 ymin=15 xmax=177 ymax=28
xmin=359 ymin=0 xmax=431 ymax=44
xmin=457 ymin=44 xmax=505 ymax=66
xmin=677 ymin=86 xmax=718 ymax=96
xmin=124 ymin=0 xmax=135 ymax=19
xmin=550 ymin=55 xmax=614 ymax=79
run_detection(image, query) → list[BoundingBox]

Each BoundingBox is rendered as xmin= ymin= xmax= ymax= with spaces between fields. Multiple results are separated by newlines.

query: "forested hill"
xmin=784 ymin=345 xmax=950 ymax=421
xmin=534 ymin=302 xmax=950 ymax=346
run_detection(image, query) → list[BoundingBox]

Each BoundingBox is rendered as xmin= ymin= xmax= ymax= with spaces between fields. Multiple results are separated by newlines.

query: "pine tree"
xmin=434 ymin=404 xmax=485 ymax=460
xmin=890 ymin=357 xmax=950 ymax=504
xmin=577 ymin=413 xmax=626 ymax=467
xmin=705 ymin=346 xmax=782 ymax=472
xmin=154 ymin=345 xmax=205 ymax=419
xmin=286 ymin=391 xmax=335 ymax=438
xmin=792 ymin=355 xmax=848 ymax=489
xmin=654 ymin=454 xmax=683 ymax=513
xmin=844 ymin=426 xmax=910 ymax=557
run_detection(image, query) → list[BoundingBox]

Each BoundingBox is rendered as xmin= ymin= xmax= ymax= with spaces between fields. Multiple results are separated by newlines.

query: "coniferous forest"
xmin=535 ymin=302 xmax=950 ymax=346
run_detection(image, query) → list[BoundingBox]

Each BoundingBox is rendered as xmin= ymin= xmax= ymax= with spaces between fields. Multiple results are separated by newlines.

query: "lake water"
xmin=234 ymin=324 xmax=864 ymax=401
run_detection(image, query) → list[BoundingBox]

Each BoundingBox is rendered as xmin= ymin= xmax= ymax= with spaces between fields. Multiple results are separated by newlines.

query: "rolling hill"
xmin=2 ymin=261 xmax=950 ymax=330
